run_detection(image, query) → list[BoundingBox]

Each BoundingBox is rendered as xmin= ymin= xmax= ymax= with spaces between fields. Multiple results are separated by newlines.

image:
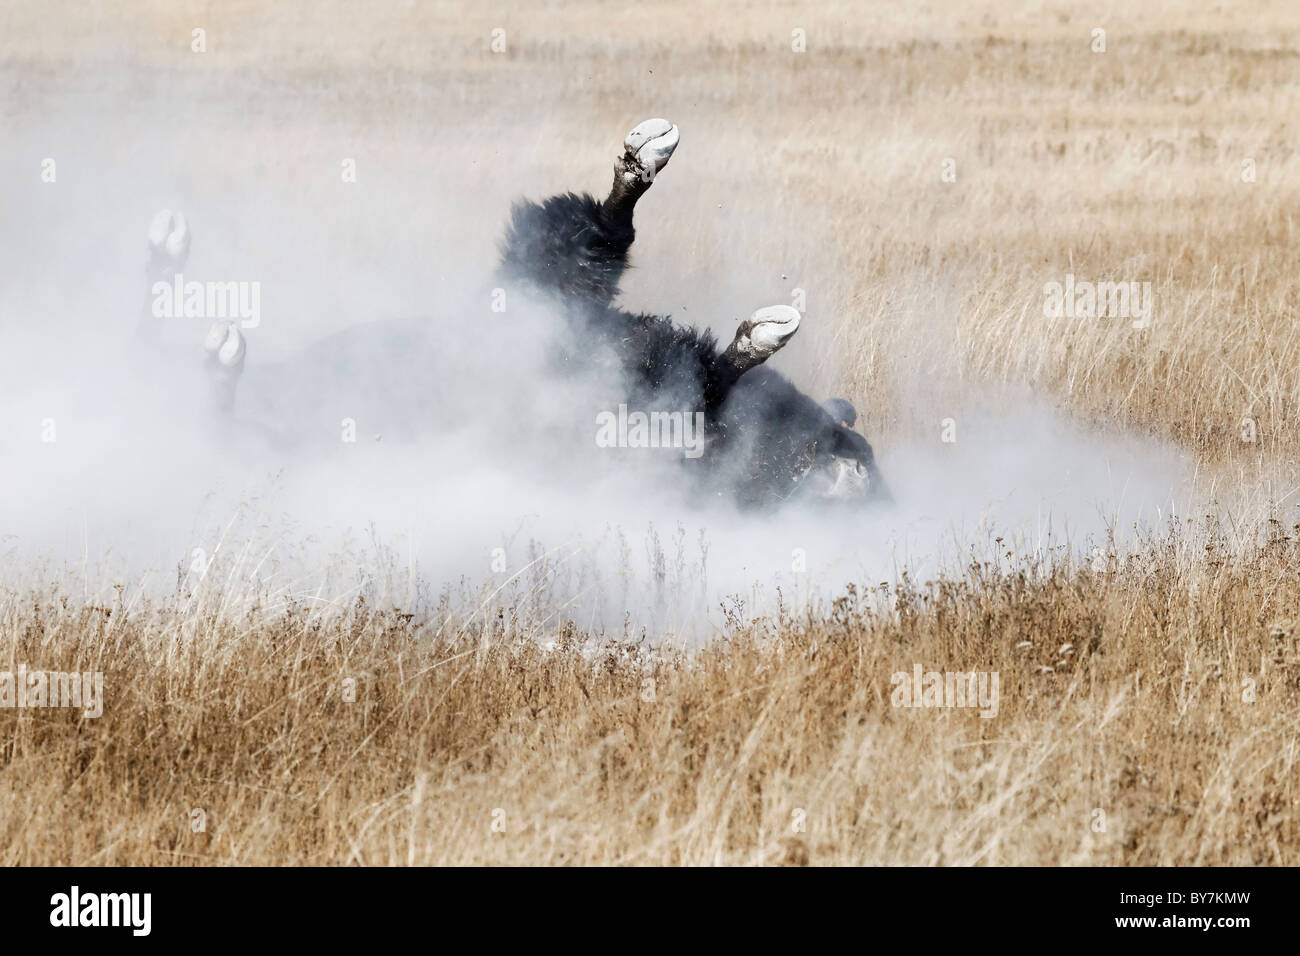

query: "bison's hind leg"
xmin=146 ymin=208 xmax=190 ymax=278
xmin=137 ymin=209 xmax=191 ymax=344
xmin=202 ymin=321 xmax=246 ymax=414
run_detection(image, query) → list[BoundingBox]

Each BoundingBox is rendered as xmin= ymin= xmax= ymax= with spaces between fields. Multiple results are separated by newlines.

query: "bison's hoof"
xmin=204 ymin=320 xmax=246 ymax=371
xmin=622 ymin=118 xmax=679 ymax=183
xmin=741 ymin=304 xmax=801 ymax=358
xmin=147 ymin=209 xmax=190 ymax=270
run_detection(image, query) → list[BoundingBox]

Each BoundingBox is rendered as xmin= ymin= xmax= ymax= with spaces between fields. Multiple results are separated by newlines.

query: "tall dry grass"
xmin=3 ymin=0 xmax=1300 ymax=863
xmin=2 ymin=517 xmax=1298 ymax=865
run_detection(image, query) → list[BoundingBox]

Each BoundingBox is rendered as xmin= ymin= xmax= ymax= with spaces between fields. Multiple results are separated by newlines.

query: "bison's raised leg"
xmin=601 ymin=118 xmax=680 ymax=237
xmin=140 ymin=210 xmax=248 ymax=415
xmin=497 ymin=118 xmax=678 ymax=305
xmin=203 ymin=320 xmax=246 ymax=413
xmin=146 ymin=209 xmax=190 ymax=276
xmin=703 ymin=305 xmax=801 ymax=413
xmin=138 ymin=209 xmax=190 ymax=343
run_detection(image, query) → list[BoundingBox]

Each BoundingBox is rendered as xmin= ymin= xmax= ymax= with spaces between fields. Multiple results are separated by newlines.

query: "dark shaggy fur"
xmin=186 ymin=133 xmax=885 ymax=508
xmin=499 ymin=192 xmax=635 ymax=306
xmin=497 ymin=190 xmax=885 ymax=507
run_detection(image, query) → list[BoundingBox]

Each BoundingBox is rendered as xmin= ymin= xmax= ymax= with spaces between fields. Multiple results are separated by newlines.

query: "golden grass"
xmin=3 ymin=522 xmax=1299 ymax=865
xmin=3 ymin=0 xmax=1300 ymax=863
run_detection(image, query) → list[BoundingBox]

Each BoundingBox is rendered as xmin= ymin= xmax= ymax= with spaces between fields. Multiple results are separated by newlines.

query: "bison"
xmin=144 ymin=119 xmax=888 ymax=509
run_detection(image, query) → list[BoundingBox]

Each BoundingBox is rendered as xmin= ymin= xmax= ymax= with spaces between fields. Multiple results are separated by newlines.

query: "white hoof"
xmin=623 ymin=118 xmax=679 ymax=182
xmin=148 ymin=209 xmax=190 ymax=266
xmin=204 ymin=321 xmax=246 ymax=369
xmin=738 ymin=305 xmax=800 ymax=359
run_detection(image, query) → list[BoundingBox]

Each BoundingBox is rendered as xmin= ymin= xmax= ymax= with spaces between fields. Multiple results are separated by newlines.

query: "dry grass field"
xmin=2 ymin=0 xmax=1300 ymax=864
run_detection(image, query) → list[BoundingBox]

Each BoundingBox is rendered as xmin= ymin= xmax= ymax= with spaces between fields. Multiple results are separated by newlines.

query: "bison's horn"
xmin=822 ymin=397 xmax=857 ymax=428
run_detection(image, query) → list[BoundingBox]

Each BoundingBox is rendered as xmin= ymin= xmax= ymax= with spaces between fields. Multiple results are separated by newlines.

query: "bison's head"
xmin=705 ymin=391 xmax=890 ymax=508
xmin=708 ymin=308 xmax=889 ymax=509
xmin=795 ymin=402 xmax=889 ymax=505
